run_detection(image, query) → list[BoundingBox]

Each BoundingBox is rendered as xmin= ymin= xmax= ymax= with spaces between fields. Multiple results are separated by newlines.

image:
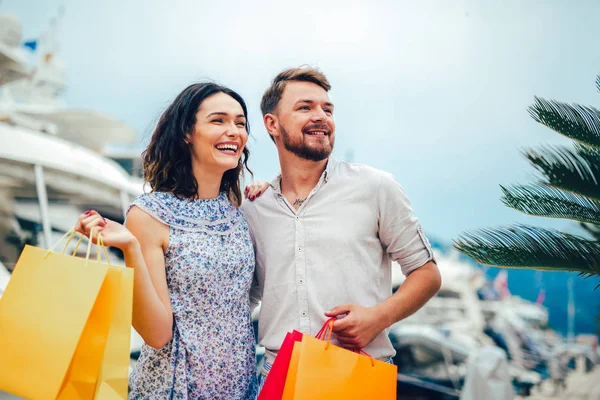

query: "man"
xmin=242 ymin=67 xmax=442 ymax=390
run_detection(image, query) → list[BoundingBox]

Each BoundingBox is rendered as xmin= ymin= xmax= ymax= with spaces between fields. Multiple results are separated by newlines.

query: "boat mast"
xmin=33 ymin=6 xmax=66 ymax=248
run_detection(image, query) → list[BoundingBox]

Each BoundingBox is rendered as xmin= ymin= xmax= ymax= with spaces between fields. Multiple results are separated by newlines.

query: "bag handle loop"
xmin=43 ymin=224 xmax=111 ymax=267
xmin=314 ymin=318 xmax=376 ymax=367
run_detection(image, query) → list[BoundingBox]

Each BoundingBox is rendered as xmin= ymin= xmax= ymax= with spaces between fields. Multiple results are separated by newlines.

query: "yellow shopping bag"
xmin=282 ymin=319 xmax=397 ymax=400
xmin=95 ymin=241 xmax=134 ymax=400
xmin=0 ymin=228 xmax=133 ymax=400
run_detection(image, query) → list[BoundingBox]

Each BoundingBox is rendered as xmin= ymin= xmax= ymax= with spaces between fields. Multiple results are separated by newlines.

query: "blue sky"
xmin=3 ymin=0 xmax=600 ymax=243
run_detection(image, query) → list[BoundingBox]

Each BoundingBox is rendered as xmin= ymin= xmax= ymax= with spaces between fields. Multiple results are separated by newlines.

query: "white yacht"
xmin=0 ymin=13 xmax=143 ymax=272
xmin=390 ymin=249 xmax=551 ymax=397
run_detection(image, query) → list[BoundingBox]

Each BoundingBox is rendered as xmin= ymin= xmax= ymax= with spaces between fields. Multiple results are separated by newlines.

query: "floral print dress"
xmin=127 ymin=192 xmax=258 ymax=400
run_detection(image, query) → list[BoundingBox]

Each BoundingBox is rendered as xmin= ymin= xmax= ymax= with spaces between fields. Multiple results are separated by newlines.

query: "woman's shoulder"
xmin=127 ymin=192 xmax=177 ymax=227
xmin=129 ymin=191 xmax=178 ymax=210
xmin=128 ymin=191 xmax=243 ymax=233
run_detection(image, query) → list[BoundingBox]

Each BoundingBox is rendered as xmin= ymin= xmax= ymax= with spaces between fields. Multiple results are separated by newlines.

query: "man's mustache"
xmin=302 ymin=124 xmax=332 ymax=134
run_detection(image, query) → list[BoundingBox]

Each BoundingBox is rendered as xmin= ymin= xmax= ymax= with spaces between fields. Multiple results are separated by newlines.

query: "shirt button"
xmin=297 ymin=247 xmax=302 ymax=252
xmin=302 ymin=312 xmax=307 ymax=316
xmin=299 ymin=279 xmax=304 ymax=284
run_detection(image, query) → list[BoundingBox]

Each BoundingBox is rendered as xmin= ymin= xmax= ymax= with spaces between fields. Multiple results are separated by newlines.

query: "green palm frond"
xmin=454 ymin=76 xmax=600 ymax=287
xmin=528 ymin=97 xmax=600 ymax=149
xmin=575 ymin=142 xmax=600 ymax=159
xmin=580 ymin=222 xmax=600 ymax=241
xmin=525 ymin=145 xmax=600 ymax=201
xmin=453 ymin=225 xmax=600 ymax=276
xmin=501 ymin=184 xmax=600 ymax=225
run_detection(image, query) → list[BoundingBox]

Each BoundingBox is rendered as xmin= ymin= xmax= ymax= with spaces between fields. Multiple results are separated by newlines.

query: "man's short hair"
xmin=261 ymin=67 xmax=331 ymax=143
xmin=261 ymin=67 xmax=331 ymax=116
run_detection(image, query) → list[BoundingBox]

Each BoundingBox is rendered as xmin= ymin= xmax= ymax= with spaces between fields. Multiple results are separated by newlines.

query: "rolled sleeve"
xmin=377 ymin=172 xmax=435 ymax=276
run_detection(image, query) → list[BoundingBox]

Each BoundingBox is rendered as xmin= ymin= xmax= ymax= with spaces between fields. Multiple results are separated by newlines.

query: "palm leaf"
xmin=580 ymin=222 xmax=600 ymax=241
xmin=501 ymin=184 xmax=600 ymax=225
xmin=453 ymin=224 xmax=600 ymax=275
xmin=596 ymin=75 xmax=600 ymax=92
xmin=575 ymin=142 xmax=600 ymax=160
xmin=528 ymin=97 xmax=600 ymax=149
xmin=525 ymin=145 xmax=600 ymax=201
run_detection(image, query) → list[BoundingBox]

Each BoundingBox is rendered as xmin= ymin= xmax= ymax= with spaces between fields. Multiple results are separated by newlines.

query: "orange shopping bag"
xmin=282 ymin=318 xmax=397 ymax=400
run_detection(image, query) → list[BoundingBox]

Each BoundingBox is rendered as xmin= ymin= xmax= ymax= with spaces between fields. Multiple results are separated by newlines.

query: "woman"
xmin=76 ymin=82 xmax=265 ymax=399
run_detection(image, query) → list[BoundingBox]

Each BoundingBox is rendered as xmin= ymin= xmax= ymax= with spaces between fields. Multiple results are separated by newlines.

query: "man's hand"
xmin=324 ymin=262 xmax=440 ymax=351
xmin=324 ymin=304 xmax=389 ymax=350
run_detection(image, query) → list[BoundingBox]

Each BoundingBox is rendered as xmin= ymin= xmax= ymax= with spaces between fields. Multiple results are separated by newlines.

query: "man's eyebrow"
xmin=295 ymin=100 xmax=335 ymax=108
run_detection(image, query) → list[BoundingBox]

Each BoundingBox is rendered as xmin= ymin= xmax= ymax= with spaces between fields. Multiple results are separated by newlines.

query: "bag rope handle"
xmin=43 ymin=224 xmax=111 ymax=267
xmin=84 ymin=227 xmax=111 ymax=267
xmin=314 ymin=318 xmax=375 ymax=367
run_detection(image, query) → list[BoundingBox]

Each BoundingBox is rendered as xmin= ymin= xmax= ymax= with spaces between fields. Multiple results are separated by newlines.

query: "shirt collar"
xmin=270 ymin=157 xmax=337 ymax=193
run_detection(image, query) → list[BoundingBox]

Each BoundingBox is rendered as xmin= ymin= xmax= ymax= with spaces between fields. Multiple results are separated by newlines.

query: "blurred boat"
xmin=391 ymin=245 xmax=599 ymax=398
xmin=0 ymin=12 xmax=143 ymax=271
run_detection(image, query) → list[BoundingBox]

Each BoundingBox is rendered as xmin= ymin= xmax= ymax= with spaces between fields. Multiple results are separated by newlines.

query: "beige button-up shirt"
xmin=242 ymin=158 xmax=435 ymax=365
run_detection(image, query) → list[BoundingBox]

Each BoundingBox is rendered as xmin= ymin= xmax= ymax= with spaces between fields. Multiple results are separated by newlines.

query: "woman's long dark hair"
xmin=142 ymin=82 xmax=251 ymax=206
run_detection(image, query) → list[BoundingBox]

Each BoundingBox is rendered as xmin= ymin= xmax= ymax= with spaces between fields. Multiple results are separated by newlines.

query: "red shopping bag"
xmin=258 ymin=330 xmax=304 ymax=400
xmin=259 ymin=319 xmax=373 ymax=400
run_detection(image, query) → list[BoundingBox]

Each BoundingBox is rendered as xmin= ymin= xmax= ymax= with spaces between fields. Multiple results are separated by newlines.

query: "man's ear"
xmin=264 ymin=113 xmax=279 ymax=139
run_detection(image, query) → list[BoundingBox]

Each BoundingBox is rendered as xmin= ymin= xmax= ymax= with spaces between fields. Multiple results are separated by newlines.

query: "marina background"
xmin=1 ymin=1 xmax=600 ymax=398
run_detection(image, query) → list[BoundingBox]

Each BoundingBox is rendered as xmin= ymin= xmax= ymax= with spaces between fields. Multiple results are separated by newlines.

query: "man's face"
xmin=274 ymin=81 xmax=335 ymax=161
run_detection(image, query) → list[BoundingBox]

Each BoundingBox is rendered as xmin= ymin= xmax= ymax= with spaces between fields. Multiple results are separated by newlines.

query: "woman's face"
xmin=187 ymin=92 xmax=249 ymax=174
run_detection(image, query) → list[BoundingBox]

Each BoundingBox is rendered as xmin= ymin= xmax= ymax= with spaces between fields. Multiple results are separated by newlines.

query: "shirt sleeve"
xmin=377 ymin=171 xmax=435 ymax=276
xmin=242 ymin=202 xmax=263 ymax=312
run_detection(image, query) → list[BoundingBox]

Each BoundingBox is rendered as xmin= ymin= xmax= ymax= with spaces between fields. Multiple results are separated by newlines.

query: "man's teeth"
xmin=305 ymin=131 xmax=327 ymax=135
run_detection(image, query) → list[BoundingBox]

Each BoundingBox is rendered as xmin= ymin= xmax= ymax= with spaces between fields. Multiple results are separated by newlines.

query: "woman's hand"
xmin=75 ymin=210 xmax=139 ymax=251
xmin=244 ymin=180 xmax=270 ymax=201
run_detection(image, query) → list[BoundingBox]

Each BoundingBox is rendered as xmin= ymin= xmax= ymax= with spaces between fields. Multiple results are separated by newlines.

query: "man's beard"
xmin=280 ymin=123 xmax=334 ymax=162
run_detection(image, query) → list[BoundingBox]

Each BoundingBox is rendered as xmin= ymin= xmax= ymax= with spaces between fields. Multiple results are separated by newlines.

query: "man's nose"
xmin=311 ymin=107 xmax=328 ymax=121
